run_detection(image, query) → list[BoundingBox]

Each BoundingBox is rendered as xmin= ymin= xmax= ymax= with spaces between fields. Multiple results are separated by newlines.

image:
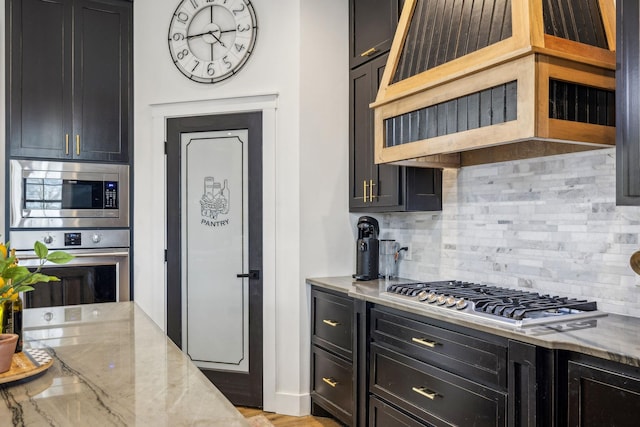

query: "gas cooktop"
xmin=382 ymin=281 xmax=606 ymax=327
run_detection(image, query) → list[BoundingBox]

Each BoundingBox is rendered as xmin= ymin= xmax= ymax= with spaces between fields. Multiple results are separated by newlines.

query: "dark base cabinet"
xmin=567 ymin=354 xmax=640 ymax=427
xmin=309 ymin=284 xmax=640 ymax=427
xmin=310 ymin=287 xmax=363 ymax=427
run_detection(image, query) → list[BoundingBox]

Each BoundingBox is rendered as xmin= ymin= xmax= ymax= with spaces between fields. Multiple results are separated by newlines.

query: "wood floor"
xmin=237 ymin=407 xmax=343 ymax=427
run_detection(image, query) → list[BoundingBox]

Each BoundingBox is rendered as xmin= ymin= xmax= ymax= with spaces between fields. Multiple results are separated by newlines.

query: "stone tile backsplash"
xmin=379 ymin=148 xmax=640 ymax=317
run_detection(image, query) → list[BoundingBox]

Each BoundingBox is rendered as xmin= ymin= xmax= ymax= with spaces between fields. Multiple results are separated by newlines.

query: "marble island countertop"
xmin=0 ymin=302 xmax=249 ymax=427
xmin=307 ymin=276 xmax=640 ymax=368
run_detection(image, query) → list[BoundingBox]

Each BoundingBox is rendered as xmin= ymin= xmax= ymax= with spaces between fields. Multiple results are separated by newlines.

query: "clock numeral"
xmin=177 ymin=49 xmax=189 ymax=60
xmin=191 ymin=60 xmax=200 ymax=72
xmin=189 ymin=0 xmax=198 ymax=8
xmin=176 ymin=11 xmax=190 ymax=24
xmin=223 ymin=56 xmax=232 ymax=69
xmin=235 ymin=43 xmax=246 ymax=53
xmin=232 ymin=3 xmax=245 ymax=15
xmin=237 ymin=23 xmax=251 ymax=32
xmin=207 ymin=63 xmax=216 ymax=76
xmin=172 ymin=33 xmax=185 ymax=41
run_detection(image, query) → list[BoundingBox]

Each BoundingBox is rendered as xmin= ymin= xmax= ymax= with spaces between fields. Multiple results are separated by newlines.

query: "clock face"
xmin=168 ymin=0 xmax=257 ymax=84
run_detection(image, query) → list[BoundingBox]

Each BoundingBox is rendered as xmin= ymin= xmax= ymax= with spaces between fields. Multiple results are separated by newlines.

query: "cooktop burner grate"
xmin=384 ymin=280 xmax=602 ymax=325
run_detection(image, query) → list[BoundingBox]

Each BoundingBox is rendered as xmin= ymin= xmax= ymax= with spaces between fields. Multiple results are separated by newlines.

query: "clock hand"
xmin=208 ymin=31 xmax=226 ymax=48
xmin=187 ymin=30 xmax=214 ymax=40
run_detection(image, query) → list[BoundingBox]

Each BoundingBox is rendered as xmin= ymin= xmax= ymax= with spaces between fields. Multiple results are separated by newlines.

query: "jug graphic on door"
xmin=200 ymin=176 xmax=230 ymax=220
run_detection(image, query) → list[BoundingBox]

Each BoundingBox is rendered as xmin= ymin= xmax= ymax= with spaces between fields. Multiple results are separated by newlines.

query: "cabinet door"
xmin=568 ymin=359 xmax=640 ymax=427
xmin=7 ymin=0 xmax=73 ymax=159
xmin=349 ymin=54 xmax=402 ymax=211
xmin=617 ymin=0 xmax=640 ymax=205
xmin=73 ymin=0 xmax=131 ymax=162
xmin=350 ymin=0 xmax=402 ymax=68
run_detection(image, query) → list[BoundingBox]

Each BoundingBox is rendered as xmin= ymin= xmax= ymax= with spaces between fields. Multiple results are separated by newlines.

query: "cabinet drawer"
xmin=370 ymin=396 xmax=429 ymax=427
xmin=371 ymin=344 xmax=507 ymax=427
xmin=371 ymin=306 xmax=507 ymax=388
xmin=311 ymin=289 xmax=353 ymax=359
xmin=311 ymin=346 xmax=354 ymax=424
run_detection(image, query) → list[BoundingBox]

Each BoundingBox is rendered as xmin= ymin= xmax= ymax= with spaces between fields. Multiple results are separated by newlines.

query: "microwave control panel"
xmin=104 ymin=182 xmax=118 ymax=209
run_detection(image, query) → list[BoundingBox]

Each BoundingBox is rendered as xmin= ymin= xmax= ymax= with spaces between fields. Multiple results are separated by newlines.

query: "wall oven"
xmin=9 ymin=229 xmax=130 ymax=309
xmin=9 ymin=160 xmax=129 ymax=229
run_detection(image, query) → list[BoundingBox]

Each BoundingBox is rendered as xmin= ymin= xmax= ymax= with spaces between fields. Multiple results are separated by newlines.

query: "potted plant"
xmin=0 ymin=241 xmax=73 ymax=373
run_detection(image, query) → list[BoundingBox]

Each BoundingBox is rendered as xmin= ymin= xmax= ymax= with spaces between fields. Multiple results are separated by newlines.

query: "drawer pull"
xmin=322 ymin=377 xmax=338 ymax=387
xmin=412 ymin=386 xmax=437 ymax=400
xmin=323 ymin=319 xmax=340 ymax=327
xmin=412 ymin=337 xmax=437 ymax=348
xmin=360 ymin=47 xmax=377 ymax=57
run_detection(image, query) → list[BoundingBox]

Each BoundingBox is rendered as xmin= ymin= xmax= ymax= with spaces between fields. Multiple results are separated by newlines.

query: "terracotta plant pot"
xmin=0 ymin=334 xmax=18 ymax=373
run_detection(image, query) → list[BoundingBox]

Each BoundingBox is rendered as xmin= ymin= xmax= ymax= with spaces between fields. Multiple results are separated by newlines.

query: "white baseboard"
xmin=263 ymin=391 xmax=310 ymax=417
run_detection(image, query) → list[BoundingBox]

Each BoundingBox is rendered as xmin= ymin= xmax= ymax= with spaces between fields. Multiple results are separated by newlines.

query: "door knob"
xmin=236 ymin=270 xmax=260 ymax=280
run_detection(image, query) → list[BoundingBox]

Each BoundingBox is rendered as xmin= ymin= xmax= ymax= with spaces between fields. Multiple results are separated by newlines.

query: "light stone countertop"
xmin=307 ymin=276 xmax=640 ymax=368
xmin=0 ymin=302 xmax=249 ymax=427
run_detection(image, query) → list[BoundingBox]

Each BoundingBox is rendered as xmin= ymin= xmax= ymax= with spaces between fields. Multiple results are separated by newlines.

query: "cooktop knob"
xmin=455 ymin=299 xmax=468 ymax=310
xmin=42 ymin=235 xmax=53 ymax=244
xmin=417 ymin=290 xmax=429 ymax=301
xmin=92 ymin=233 xmax=102 ymax=243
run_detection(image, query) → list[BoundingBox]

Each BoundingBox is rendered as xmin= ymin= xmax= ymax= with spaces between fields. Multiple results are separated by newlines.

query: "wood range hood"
xmin=372 ymin=0 xmax=616 ymax=168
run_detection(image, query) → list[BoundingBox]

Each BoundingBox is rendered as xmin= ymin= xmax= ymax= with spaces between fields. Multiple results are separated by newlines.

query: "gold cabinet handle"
xmin=65 ymin=134 xmax=69 ymax=155
xmin=323 ymin=319 xmax=339 ymax=327
xmin=412 ymin=337 xmax=437 ymax=348
xmin=360 ymin=47 xmax=377 ymax=57
xmin=363 ymin=180 xmax=368 ymax=203
xmin=76 ymin=135 xmax=80 ymax=155
xmin=323 ymin=377 xmax=338 ymax=387
xmin=412 ymin=386 xmax=437 ymax=400
xmin=369 ymin=179 xmax=376 ymax=201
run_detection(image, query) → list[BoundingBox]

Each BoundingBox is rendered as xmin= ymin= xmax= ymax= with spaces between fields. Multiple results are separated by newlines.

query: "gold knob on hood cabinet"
xmin=65 ymin=134 xmax=69 ymax=154
xmin=76 ymin=135 xmax=80 ymax=155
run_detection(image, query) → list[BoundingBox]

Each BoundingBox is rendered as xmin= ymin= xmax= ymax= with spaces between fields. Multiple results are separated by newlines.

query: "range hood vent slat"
xmin=393 ymin=0 xmax=513 ymax=83
xmin=543 ymin=0 xmax=608 ymax=49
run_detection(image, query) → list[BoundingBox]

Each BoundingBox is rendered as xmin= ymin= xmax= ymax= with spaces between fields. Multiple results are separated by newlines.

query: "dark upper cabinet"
xmin=617 ymin=0 xmax=640 ymax=205
xmin=349 ymin=0 xmax=442 ymax=213
xmin=7 ymin=0 xmax=132 ymax=163
xmin=349 ymin=0 xmax=402 ymax=69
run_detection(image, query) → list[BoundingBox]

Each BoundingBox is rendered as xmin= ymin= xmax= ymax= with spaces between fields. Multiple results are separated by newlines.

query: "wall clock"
xmin=168 ymin=0 xmax=257 ymax=84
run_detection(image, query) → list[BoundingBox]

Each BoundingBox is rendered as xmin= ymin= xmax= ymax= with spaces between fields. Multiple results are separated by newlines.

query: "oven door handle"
xmin=17 ymin=251 xmax=129 ymax=260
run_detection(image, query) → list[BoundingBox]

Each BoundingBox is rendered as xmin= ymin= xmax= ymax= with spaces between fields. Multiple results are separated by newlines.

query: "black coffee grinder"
xmin=354 ymin=216 xmax=379 ymax=280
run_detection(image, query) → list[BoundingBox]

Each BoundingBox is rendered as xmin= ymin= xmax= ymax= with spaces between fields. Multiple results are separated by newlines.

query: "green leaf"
xmin=22 ymin=273 xmax=60 ymax=285
xmin=2 ymin=266 xmax=31 ymax=281
xmin=46 ymin=251 xmax=75 ymax=264
xmin=34 ymin=241 xmax=49 ymax=259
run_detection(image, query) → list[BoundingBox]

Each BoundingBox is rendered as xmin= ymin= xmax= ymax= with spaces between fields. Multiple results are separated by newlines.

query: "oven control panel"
xmin=9 ymin=229 xmax=130 ymax=250
xmin=64 ymin=232 xmax=82 ymax=246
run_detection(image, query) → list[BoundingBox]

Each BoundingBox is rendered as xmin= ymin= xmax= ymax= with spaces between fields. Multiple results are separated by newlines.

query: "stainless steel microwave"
xmin=10 ymin=160 xmax=129 ymax=228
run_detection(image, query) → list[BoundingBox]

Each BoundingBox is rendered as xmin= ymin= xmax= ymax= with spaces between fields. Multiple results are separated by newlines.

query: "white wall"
xmin=299 ymin=0 xmax=352 ymax=408
xmin=133 ymin=0 xmax=352 ymax=415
